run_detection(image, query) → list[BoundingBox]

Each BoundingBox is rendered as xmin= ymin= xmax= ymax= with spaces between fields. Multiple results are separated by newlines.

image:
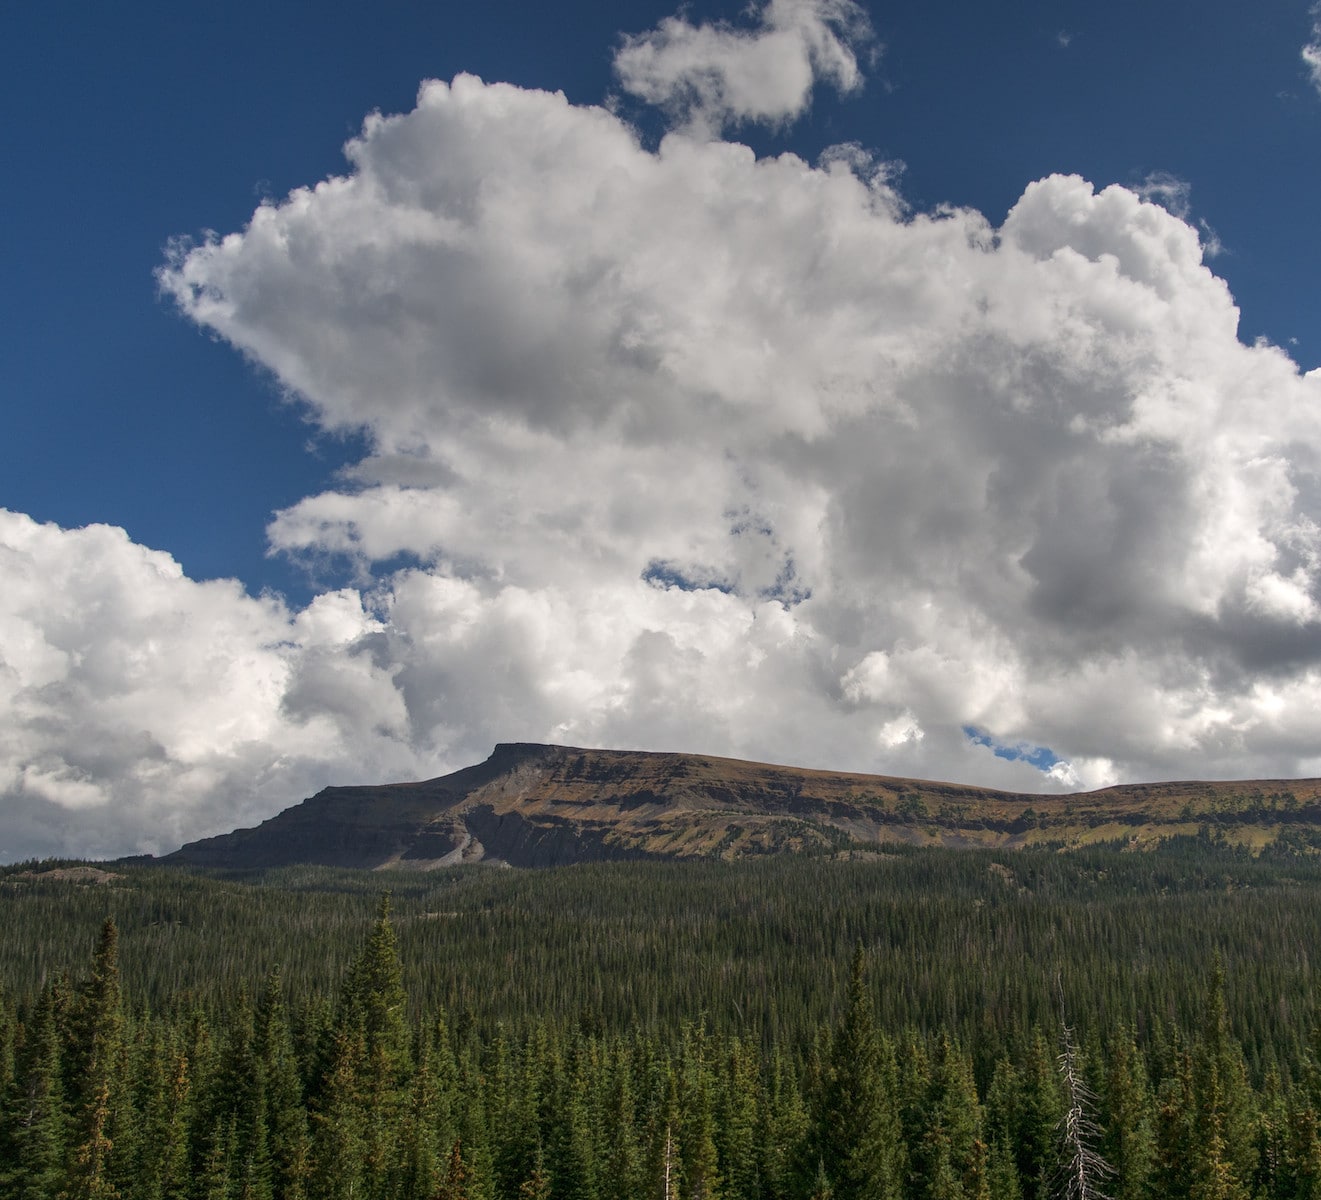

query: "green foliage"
xmin=810 ymin=946 xmax=904 ymax=1198
xmin=1 ymin=983 xmax=67 ymax=1200
xmin=8 ymin=848 xmax=1321 ymax=1197
xmin=1102 ymin=1029 xmax=1155 ymax=1200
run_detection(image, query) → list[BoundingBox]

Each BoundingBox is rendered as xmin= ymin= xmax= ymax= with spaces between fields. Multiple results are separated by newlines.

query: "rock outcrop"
xmin=161 ymin=742 xmax=1321 ymax=869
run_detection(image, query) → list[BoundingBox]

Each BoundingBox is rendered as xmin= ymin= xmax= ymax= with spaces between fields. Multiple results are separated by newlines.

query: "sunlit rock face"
xmin=160 ymin=743 xmax=1321 ymax=869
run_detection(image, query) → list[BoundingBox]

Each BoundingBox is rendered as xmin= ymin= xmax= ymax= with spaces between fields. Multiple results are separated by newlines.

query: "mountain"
xmin=159 ymin=742 xmax=1321 ymax=870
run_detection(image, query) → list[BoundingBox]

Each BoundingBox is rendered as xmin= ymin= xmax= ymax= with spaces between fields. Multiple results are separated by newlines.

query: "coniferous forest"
xmin=4 ymin=840 xmax=1321 ymax=1198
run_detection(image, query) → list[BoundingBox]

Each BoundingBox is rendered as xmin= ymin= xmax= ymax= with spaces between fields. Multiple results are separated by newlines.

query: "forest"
xmin=3 ymin=837 xmax=1321 ymax=1198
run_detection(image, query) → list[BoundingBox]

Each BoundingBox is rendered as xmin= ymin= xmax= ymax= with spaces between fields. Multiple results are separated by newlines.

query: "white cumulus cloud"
xmin=4 ymin=4 xmax=1321 ymax=859
xmin=613 ymin=0 xmax=873 ymax=135
xmin=0 ymin=512 xmax=424 ymax=859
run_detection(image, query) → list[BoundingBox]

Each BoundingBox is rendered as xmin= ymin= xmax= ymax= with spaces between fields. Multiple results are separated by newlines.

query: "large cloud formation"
xmin=0 ymin=512 xmax=420 ymax=858
xmin=4 ymin=0 xmax=1321 ymax=859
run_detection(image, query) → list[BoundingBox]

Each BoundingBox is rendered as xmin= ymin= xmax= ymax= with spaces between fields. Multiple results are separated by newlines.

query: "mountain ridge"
xmin=159 ymin=742 xmax=1321 ymax=870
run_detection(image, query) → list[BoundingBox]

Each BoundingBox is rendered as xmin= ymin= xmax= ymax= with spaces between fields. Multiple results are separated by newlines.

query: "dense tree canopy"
xmin=4 ymin=841 xmax=1321 ymax=1197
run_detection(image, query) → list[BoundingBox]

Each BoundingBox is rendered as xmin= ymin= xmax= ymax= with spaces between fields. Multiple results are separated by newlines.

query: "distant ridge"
xmin=160 ymin=743 xmax=1321 ymax=870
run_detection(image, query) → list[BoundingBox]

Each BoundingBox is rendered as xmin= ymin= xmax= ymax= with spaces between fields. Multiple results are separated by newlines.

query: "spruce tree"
xmin=1287 ymin=1085 xmax=1321 ymax=1200
xmin=307 ymin=1026 xmax=365 ymax=1200
xmin=1 ymin=983 xmax=67 ymax=1200
xmin=255 ymin=970 xmax=309 ymax=1200
xmin=654 ymin=1067 xmax=685 ymax=1200
xmin=984 ymin=1055 xmax=1023 ymax=1200
xmin=155 ymin=1045 xmax=192 ymax=1200
xmin=1016 ymin=1029 xmax=1064 ymax=1200
xmin=550 ymin=1032 xmax=604 ymax=1200
xmin=398 ymin=1033 xmax=442 ymax=1200
xmin=925 ymin=1034 xmax=986 ymax=1199
xmin=1191 ymin=959 xmax=1254 ymax=1200
xmin=1154 ymin=1044 xmax=1196 ymax=1200
xmin=131 ymin=1025 xmax=191 ymax=1200
xmin=1101 ymin=1029 xmax=1153 ymax=1200
xmin=341 ymin=894 xmax=412 ymax=1199
xmin=760 ymin=1043 xmax=809 ymax=1200
xmin=812 ymin=946 xmax=903 ymax=1200
xmin=517 ymin=1141 xmax=552 ymax=1200
xmin=63 ymin=917 xmax=125 ymax=1200
xmin=434 ymin=1139 xmax=472 ymax=1200
xmin=716 ymin=1037 xmax=761 ymax=1200
xmin=1254 ymin=1067 xmax=1290 ymax=1200
xmin=218 ymin=991 xmax=274 ymax=1200
xmin=679 ymin=1027 xmax=723 ymax=1200
xmin=601 ymin=1042 xmax=644 ymax=1200
xmin=0 ymin=981 xmax=14 ymax=1099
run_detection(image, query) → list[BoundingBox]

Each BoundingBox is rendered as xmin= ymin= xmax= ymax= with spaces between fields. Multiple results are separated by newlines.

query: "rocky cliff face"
xmin=161 ymin=743 xmax=1321 ymax=870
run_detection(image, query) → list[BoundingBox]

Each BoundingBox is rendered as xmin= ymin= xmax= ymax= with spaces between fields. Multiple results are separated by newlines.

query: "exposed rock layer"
xmin=162 ymin=743 xmax=1321 ymax=869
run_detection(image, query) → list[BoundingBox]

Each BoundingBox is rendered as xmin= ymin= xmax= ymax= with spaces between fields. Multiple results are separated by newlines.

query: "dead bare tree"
xmin=1057 ymin=983 xmax=1115 ymax=1200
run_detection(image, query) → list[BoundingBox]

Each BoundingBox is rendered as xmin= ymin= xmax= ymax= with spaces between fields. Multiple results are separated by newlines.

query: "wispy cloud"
xmin=613 ymin=0 xmax=875 ymax=135
xmin=1136 ymin=171 xmax=1223 ymax=256
xmin=1305 ymin=4 xmax=1321 ymax=95
xmin=1136 ymin=170 xmax=1191 ymax=219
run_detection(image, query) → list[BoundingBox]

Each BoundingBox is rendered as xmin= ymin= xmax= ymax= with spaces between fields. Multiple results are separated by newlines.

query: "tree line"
xmin=4 ymin=841 xmax=1321 ymax=1078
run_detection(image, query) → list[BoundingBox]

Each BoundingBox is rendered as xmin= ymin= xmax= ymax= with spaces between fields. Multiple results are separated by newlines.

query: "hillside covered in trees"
xmin=4 ymin=841 xmax=1321 ymax=1197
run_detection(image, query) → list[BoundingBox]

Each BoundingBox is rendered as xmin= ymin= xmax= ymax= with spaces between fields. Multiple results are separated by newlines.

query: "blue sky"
xmin=6 ymin=0 xmax=1318 ymax=597
xmin=3 ymin=0 xmax=1321 ymax=858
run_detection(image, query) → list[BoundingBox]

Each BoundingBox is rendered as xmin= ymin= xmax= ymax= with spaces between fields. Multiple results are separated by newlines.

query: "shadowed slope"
xmin=161 ymin=743 xmax=1321 ymax=869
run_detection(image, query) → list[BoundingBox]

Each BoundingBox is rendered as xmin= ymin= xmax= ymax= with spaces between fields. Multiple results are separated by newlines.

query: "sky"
xmin=3 ymin=0 xmax=1321 ymax=860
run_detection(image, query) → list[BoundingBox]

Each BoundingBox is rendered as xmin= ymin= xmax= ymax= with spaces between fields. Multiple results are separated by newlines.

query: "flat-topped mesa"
xmin=159 ymin=743 xmax=1321 ymax=871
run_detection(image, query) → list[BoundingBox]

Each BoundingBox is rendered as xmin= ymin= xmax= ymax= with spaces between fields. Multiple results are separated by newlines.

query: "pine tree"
xmin=601 ymin=1042 xmax=644 ymax=1200
xmin=517 ymin=1141 xmax=552 ymax=1200
xmin=760 ymin=1043 xmax=809 ymax=1200
xmin=984 ymin=1055 xmax=1023 ymax=1200
xmin=433 ymin=1139 xmax=471 ymax=1200
xmin=1154 ymin=1044 xmax=1196 ymax=1200
xmin=1 ymin=983 xmax=68 ymax=1200
xmin=1016 ymin=1029 xmax=1064 ymax=1200
xmin=63 ymin=917 xmax=125 ymax=1200
xmin=1190 ymin=959 xmax=1254 ymax=1200
xmin=256 ymin=970 xmax=309 ymax=1200
xmin=812 ymin=946 xmax=904 ymax=1200
xmin=399 ymin=1034 xmax=442 ymax=1200
xmin=716 ymin=1037 xmax=761 ymax=1200
xmin=1101 ymin=1030 xmax=1154 ymax=1200
xmin=341 ymin=894 xmax=412 ymax=1200
xmin=1287 ymin=1086 xmax=1321 ymax=1200
xmin=307 ymin=1026 xmax=365 ymax=1200
xmin=131 ymin=1026 xmax=191 ymax=1200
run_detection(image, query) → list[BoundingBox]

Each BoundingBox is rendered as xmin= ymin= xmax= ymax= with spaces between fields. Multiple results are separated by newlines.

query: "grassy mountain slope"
xmin=161 ymin=742 xmax=1321 ymax=869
